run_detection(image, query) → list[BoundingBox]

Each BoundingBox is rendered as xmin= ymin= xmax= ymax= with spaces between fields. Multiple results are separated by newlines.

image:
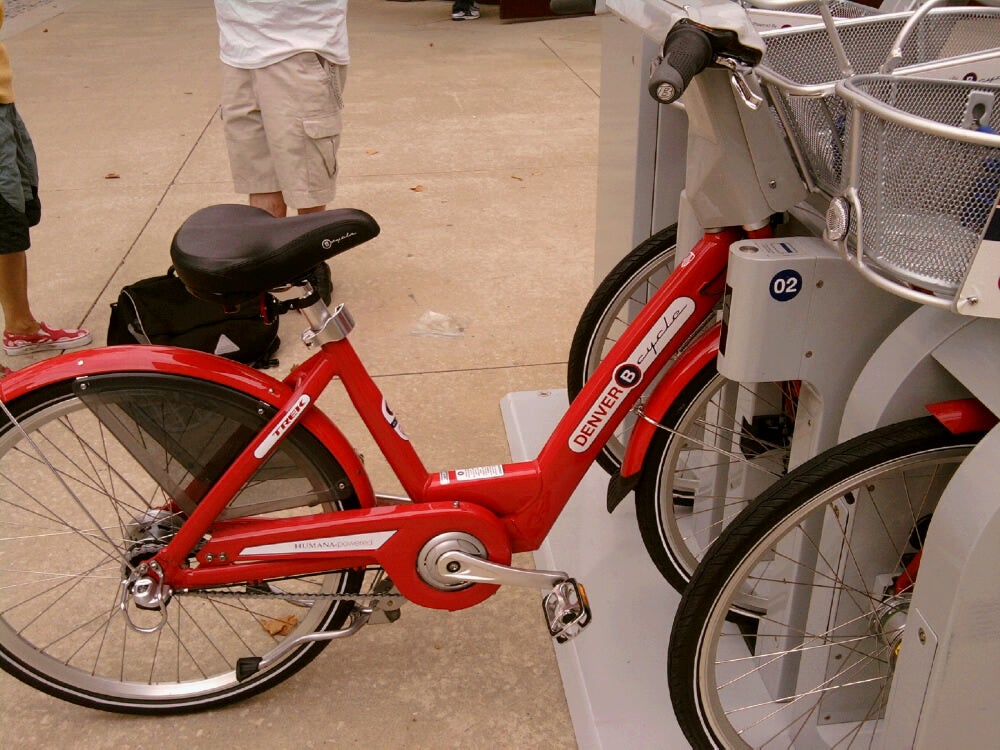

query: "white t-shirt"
xmin=215 ymin=0 xmax=349 ymax=69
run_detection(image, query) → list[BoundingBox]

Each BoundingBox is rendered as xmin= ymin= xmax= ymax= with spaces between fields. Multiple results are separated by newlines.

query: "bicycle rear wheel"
xmin=668 ymin=417 xmax=981 ymax=749
xmin=0 ymin=374 xmax=365 ymax=713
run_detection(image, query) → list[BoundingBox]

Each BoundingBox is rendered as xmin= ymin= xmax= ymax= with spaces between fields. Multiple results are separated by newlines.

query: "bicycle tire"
xmin=567 ymin=224 xmax=679 ymax=474
xmin=0 ymin=374 xmax=365 ymax=714
xmin=667 ymin=416 xmax=982 ymax=749
xmin=635 ymin=363 xmax=793 ymax=594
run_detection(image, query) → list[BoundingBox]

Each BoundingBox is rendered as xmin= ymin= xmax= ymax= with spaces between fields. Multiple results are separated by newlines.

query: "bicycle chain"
xmin=178 ymin=587 xmax=403 ymax=609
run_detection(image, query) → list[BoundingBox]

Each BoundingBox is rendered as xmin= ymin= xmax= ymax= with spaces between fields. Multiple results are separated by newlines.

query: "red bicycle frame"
xmin=2 ymin=226 xmax=768 ymax=612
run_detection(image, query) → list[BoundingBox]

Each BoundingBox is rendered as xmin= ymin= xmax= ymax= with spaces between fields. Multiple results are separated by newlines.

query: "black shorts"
xmin=0 ymin=103 xmax=41 ymax=254
xmin=0 ymin=190 xmax=40 ymax=253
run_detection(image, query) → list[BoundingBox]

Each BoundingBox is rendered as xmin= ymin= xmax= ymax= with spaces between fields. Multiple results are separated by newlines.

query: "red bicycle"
xmin=0 ymin=157 xmax=782 ymax=715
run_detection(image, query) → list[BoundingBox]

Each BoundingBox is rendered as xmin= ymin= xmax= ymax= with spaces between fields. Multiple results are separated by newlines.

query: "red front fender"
xmin=620 ymin=324 xmax=721 ymax=479
xmin=0 ymin=346 xmax=375 ymax=506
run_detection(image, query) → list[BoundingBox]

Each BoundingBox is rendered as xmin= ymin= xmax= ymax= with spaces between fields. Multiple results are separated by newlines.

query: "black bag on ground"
xmin=107 ymin=268 xmax=280 ymax=368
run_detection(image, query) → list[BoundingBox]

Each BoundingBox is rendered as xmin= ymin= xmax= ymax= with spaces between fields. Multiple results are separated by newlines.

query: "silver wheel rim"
xmin=0 ymin=387 xmax=353 ymax=706
xmin=693 ymin=446 xmax=967 ymax=748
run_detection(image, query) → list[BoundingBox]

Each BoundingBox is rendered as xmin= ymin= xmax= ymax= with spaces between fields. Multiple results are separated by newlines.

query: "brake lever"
xmin=716 ymin=56 xmax=764 ymax=111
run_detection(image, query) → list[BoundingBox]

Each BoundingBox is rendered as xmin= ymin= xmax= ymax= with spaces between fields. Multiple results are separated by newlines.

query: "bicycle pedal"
xmin=543 ymin=578 xmax=592 ymax=643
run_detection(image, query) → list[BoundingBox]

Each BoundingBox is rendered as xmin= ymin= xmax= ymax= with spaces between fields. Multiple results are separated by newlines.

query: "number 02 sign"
xmin=769 ymin=269 xmax=802 ymax=302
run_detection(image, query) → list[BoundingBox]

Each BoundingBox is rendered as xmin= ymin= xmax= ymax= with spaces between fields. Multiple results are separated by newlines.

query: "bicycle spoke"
xmin=0 ymin=377 xmax=364 ymax=711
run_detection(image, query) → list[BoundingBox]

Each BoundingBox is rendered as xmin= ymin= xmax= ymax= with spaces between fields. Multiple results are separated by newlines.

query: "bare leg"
xmin=0 ymin=252 xmax=41 ymax=335
xmin=296 ymin=205 xmax=326 ymax=215
xmin=249 ymin=192 xmax=325 ymax=218
xmin=250 ymin=191 xmax=288 ymax=218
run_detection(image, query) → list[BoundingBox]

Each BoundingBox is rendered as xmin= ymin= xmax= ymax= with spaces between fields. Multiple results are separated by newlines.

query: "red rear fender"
xmin=0 ymin=346 xmax=375 ymax=506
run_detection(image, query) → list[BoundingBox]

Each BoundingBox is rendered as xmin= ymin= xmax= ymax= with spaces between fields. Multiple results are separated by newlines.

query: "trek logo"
xmin=254 ymin=395 xmax=311 ymax=458
xmin=322 ymin=231 xmax=357 ymax=250
xmin=382 ymin=399 xmax=409 ymax=440
xmin=569 ymin=297 xmax=695 ymax=453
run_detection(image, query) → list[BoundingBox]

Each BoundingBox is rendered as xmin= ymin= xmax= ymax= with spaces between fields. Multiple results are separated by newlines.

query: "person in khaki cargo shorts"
xmin=214 ymin=0 xmax=348 ymax=219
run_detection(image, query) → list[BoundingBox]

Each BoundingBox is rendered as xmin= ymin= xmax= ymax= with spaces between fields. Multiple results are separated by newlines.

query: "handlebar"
xmin=647 ymin=18 xmax=765 ymax=105
xmin=649 ymin=24 xmax=714 ymax=104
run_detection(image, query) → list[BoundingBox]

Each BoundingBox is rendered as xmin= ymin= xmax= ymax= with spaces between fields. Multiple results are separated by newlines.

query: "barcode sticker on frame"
xmin=439 ymin=466 xmax=505 ymax=484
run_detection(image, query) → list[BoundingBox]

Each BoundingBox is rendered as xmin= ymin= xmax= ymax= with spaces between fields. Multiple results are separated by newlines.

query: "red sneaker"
xmin=3 ymin=322 xmax=92 ymax=356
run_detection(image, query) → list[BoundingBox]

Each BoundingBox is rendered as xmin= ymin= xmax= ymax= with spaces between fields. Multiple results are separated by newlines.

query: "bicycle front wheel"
xmin=668 ymin=417 xmax=982 ymax=749
xmin=635 ymin=363 xmax=793 ymax=595
xmin=0 ymin=373 xmax=365 ymax=713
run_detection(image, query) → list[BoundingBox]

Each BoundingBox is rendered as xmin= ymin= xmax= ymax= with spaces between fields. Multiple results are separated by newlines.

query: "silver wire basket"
xmin=827 ymin=75 xmax=1000 ymax=316
xmin=757 ymin=6 xmax=1000 ymax=197
xmin=752 ymin=0 xmax=879 ymax=20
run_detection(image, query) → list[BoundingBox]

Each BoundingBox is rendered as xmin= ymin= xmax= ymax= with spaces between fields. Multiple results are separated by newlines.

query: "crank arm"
xmin=434 ymin=550 xmax=569 ymax=589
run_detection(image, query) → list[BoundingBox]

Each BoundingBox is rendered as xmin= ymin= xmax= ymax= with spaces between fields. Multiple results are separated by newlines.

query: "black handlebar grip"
xmin=648 ymin=24 xmax=714 ymax=104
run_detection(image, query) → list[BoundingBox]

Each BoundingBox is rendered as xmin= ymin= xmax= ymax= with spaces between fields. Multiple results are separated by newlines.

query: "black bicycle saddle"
xmin=170 ymin=204 xmax=380 ymax=305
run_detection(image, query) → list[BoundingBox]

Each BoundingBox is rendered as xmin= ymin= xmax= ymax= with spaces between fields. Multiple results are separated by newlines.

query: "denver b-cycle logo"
xmin=570 ymin=297 xmax=695 ymax=452
xmin=615 ymin=363 xmax=641 ymax=388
